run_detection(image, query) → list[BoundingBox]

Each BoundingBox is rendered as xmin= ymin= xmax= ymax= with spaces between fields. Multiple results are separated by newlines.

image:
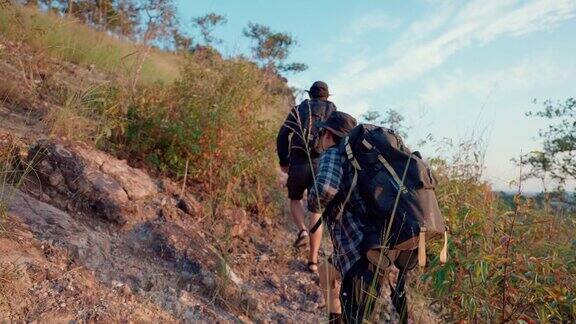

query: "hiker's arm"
xmin=276 ymin=107 xmax=297 ymax=167
xmin=308 ymin=149 xmax=343 ymax=213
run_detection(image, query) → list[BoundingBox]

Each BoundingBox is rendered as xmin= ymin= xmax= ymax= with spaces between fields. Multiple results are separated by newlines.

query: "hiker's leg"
xmin=290 ymin=199 xmax=307 ymax=231
xmin=340 ymin=258 xmax=382 ymax=323
xmin=287 ymin=164 xmax=308 ymax=232
xmin=318 ymin=261 xmax=341 ymax=315
xmin=308 ymin=212 xmax=322 ymax=263
xmin=306 ymin=160 xmax=321 ymax=263
xmin=390 ymin=250 xmax=418 ymax=324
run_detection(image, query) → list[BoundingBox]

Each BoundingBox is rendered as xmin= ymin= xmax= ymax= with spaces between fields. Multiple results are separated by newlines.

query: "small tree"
xmin=191 ymin=12 xmax=226 ymax=46
xmin=362 ymin=109 xmax=409 ymax=138
xmin=111 ymin=0 xmax=141 ymax=38
xmin=171 ymin=28 xmax=193 ymax=52
xmin=129 ymin=0 xmax=177 ymax=93
xmin=35 ymin=0 xmax=143 ymax=38
xmin=136 ymin=0 xmax=177 ymax=43
xmin=243 ymin=22 xmax=307 ymax=73
xmin=521 ymin=98 xmax=576 ymax=187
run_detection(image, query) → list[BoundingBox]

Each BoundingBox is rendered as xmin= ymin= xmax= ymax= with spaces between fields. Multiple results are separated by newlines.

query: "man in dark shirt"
xmin=276 ymin=81 xmax=336 ymax=272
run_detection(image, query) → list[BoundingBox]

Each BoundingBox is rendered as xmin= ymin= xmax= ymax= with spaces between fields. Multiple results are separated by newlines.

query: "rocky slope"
xmin=0 ymin=35 xmax=440 ymax=323
xmin=1 ymin=135 xmax=328 ymax=322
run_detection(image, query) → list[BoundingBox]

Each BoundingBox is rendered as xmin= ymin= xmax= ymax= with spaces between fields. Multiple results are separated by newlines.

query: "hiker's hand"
xmin=280 ymin=166 xmax=289 ymax=174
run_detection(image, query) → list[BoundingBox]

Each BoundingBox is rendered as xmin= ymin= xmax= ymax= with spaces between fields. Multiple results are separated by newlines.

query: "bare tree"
xmin=191 ymin=12 xmax=226 ymax=46
xmin=362 ymin=109 xmax=409 ymax=138
xmin=130 ymin=0 xmax=177 ymax=92
xmin=243 ymin=22 xmax=307 ymax=73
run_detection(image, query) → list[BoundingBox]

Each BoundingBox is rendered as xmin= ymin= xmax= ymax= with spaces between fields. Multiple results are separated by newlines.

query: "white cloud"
xmin=477 ymin=0 xmax=576 ymax=42
xmin=388 ymin=1 xmax=456 ymax=56
xmin=318 ymin=12 xmax=401 ymax=61
xmin=329 ymin=0 xmax=576 ymax=100
xmin=346 ymin=12 xmax=400 ymax=36
xmin=420 ymin=58 xmax=575 ymax=105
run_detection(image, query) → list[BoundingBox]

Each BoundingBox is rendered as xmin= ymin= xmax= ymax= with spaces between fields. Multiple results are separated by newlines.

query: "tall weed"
xmin=45 ymin=83 xmax=125 ymax=143
xmin=0 ymin=132 xmax=39 ymax=232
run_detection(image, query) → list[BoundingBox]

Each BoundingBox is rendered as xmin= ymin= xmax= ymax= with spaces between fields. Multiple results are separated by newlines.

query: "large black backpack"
xmin=341 ymin=124 xmax=448 ymax=267
xmin=290 ymin=99 xmax=336 ymax=159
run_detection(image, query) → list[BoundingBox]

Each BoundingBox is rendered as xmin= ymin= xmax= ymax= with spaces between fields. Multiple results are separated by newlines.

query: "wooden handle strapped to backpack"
xmin=418 ymin=226 xmax=449 ymax=267
xmin=418 ymin=227 xmax=427 ymax=267
xmin=440 ymin=229 xmax=448 ymax=263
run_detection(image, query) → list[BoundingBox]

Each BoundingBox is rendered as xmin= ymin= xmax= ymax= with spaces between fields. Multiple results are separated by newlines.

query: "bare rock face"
xmin=25 ymin=140 xmax=158 ymax=226
xmin=140 ymin=221 xmax=206 ymax=275
xmin=92 ymin=155 xmax=156 ymax=201
xmin=8 ymin=189 xmax=110 ymax=269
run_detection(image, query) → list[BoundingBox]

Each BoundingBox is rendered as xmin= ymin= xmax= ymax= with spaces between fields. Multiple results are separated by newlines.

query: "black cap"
xmin=307 ymin=81 xmax=330 ymax=98
xmin=318 ymin=111 xmax=357 ymax=138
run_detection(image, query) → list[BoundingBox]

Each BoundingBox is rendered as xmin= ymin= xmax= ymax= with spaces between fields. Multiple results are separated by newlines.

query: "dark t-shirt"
xmin=276 ymin=99 xmax=337 ymax=166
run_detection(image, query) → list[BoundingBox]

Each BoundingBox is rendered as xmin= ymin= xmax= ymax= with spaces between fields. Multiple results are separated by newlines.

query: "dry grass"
xmin=0 ymin=262 xmax=25 ymax=318
xmin=0 ymin=4 xmax=180 ymax=84
xmin=44 ymin=84 xmax=107 ymax=142
xmin=0 ymin=77 xmax=33 ymax=108
xmin=0 ymin=131 xmax=40 ymax=233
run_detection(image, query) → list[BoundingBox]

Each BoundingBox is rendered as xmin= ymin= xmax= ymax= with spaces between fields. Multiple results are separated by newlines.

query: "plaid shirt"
xmin=308 ymin=146 xmax=367 ymax=276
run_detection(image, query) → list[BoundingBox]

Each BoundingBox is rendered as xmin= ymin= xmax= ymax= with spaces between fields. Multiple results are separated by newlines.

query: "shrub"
xmin=414 ymin=140 xmax=576 ymax=322
xmin=117 ymin=52 xmax=290 ymax=209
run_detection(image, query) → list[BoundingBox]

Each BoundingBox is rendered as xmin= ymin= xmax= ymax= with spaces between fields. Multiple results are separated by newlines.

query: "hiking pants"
xmin=340 ymin=257 xmax=382 ymax=323
xmin=340 ymin=250 xmax=417 ymax=324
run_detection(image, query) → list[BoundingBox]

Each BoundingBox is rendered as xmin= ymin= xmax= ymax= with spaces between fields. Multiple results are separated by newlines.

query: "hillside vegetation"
xmin=0 ymin=3 xmax=314 ymax=322
xmin=1 ymin=3 xmax=291 ymax=210
xmin=0 ymin=4 xmax=180 ymax=84
xmin=1 ymin=2 xmax=575 ymax=323
xmin=418 ymin=147 xmax=575 ymax=322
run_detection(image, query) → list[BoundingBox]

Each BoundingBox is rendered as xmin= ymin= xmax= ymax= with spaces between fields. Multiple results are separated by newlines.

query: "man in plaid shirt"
xmin=307 ymin=137 xmax=366 ymax=277
xmin=307 ymin=111 xmax=384 ymax=323
xmin=309 ymin=111 xmax=424 ymax=324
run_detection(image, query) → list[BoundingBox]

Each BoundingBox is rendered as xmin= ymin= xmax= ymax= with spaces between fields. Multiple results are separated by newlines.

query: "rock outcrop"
xmin=20 ymin=139 xmax=206 ymax=229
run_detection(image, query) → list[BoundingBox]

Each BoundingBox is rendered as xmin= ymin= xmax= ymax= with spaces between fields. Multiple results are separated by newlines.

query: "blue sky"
xmin=176 ymin=0 xmax=576 ymax=191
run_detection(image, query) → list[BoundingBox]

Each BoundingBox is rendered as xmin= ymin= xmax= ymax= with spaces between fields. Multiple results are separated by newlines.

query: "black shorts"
xmin=286 ymin=162 xmax=315 ymax=200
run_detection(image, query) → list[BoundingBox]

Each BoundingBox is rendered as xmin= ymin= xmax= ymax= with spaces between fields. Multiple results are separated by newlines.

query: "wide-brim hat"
xmin=317 ymin=111 xmax=357 ymax=138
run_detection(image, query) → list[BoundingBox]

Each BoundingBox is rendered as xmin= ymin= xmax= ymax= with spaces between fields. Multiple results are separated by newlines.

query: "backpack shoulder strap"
xmin=362 ymin=139 xmax=407 ymax=193
xmin=344 ymin=136 xmax=362 ymax=171
xmin=323 ymin=100 xmax=336 ymax=118
xmin=306 ymin=100 xmax=313 ymax=141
